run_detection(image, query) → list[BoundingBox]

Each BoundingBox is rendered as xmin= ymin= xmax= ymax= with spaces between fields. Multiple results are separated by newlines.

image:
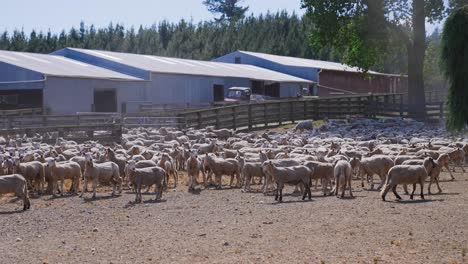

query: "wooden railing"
xmin=179 ymin=93 xmax=445 ymax=130
xmin=0 ymin=108 xmax=43 ymax=117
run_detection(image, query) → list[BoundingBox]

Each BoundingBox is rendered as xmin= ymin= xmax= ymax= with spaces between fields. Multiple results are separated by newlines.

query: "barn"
xmin=0 ymin=50 xmax=148 ymax=114
xmin=52 ymin=48 xmax=312 ymax=110
xmin=214 ymin=51 xmax=408 ymax=97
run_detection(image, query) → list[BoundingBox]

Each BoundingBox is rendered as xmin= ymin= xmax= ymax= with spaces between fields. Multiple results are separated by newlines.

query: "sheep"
xmin=105 ymin=148 xmax=126 ymax=179
xmin=380 ymin=158 xmax=436 ymax=201
xmin=11 ymin=159 xmax=45 ymax=194
xmin=0 ymin=174 xmax=30 ymax=210
xmin=203 ymin=154 xmax=241 ymax=189
xmin=294 ymin=120 xmax=314 ymax=132
xmin=261 ymin=161 xmax=312 ymax=202
xmin=186 ymin=151 xmax=202 ymax=191
xmin=193 ymin=140 xmax=219 ymax=155
xmin=303 ymin=161 xmax=334 ymax=196
xmin=206 ymin=126 xmax=233 ymax=140
xmin=159 ymin=153 xmax=179 ymax=188
xmin=46 ymin=159 xmax=82 ymax=197
xmin=446 ymin=148 xmax=465 ymax=176
xmin=80 ymin=154 xmax=122 ymax=199
xmin=125 ymin=161 xmax=166 ymax=203
xmin=331 ymin=160 xmax=353 ymax=198
xmin=353 ymin=155 xmax=394 ymax=190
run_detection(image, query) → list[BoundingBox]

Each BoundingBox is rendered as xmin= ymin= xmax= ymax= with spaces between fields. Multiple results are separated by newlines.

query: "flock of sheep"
xmin=0 ymin=117 xmax=466 ymax=211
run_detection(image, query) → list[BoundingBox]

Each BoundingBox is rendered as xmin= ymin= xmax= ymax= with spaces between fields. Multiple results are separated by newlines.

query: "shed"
xmin=52 ymin=48 xmax=312 ymax=109
xmin=0 ymin=50 xmax=147 ymax=114
xmin=214 ymin=51 xmax=407 ymax=97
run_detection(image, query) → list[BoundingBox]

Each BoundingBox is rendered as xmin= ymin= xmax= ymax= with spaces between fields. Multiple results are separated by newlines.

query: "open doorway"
xmin=213 ymin=84 xmax=225 ymax=101
xmin=94 ymin=89 xmax=117 ymax=112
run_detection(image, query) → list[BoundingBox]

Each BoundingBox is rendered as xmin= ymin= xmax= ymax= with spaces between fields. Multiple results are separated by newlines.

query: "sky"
xmin=0 ymin=0 xmax=305 ymax=34
xmin=1 ymin=0 xmax=441 ymax=36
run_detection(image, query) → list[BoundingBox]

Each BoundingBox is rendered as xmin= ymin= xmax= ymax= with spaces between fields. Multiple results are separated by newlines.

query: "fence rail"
xmin=0 ymin=94 xmax=445 ymax=142
xmin=179 ymin=93 xmax=444 ymax=130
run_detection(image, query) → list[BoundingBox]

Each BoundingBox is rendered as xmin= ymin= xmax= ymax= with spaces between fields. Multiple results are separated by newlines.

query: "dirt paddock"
xmin=1 ymin=169 xmax=468 ymax=264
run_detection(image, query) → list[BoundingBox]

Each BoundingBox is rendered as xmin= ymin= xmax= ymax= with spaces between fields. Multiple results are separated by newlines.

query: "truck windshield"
xmin=228 ymin=90 xmax=243 ymax=98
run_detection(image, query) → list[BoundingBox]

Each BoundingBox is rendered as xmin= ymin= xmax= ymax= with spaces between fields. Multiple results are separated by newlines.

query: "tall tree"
xmin=301 ymin=0 xmax=448 ymax=118
xmin=203 ymin=0 xmax=249 ymax=22
xmin=441 ymin=5 xmax=468 ymax=131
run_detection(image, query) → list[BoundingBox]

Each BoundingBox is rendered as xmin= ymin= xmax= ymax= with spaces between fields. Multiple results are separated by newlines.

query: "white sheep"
xmin=261 ymin=161 xmax=312 ymax=202
xmin=46 ymin=159 xmax=82 ymax=197
xmin=380 ymin=158 xmax=436 ymax=201
xmin=80 ymin=154 xmax=122 ymax=199
xmin=159 ymin=153 xmax=179 ymax=188
xmin=331 ymin=160 xmax=353 ymax=198
xmin=186 ymin=151 xmax=202 ymax=191
xmin=125 ymin=161 xmax=166 ymax=203
xmin=203 ymin=154 xmax=241 ymax=189
xmin=11 ymin=159 xmax=45 ymax=194
xmin=0 ymin=174 xmax=30 ymax=210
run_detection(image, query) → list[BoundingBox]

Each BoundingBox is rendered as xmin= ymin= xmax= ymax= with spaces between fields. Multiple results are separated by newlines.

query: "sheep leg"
xmin=360 ymin=172 xmax=365 ymax=188
xmin=80 ymin=178 xmax=87 ymax=197
xmin=279 ymin=184 xmax=283 ymax=202
xmin=369 ymin=174 xmax=374 ymax=190
xmin=445 ymin=164 xmax=455 ymax=180
xmin=52 ymin=180 xmax=58 ymax=197
xmin=274 ymin=182 xmax=279 ymax=201
xmin=435 ymin=176 xmax=442 ymax=194
xmin=335 ymin=177 xmax=340 ymax=196
xmin=420 ymin=181 xmax=425 ymax=200
xmin=60 ymin=179 xmax=64 ymax=197
xmin=341 ymin=177 xmax=346 ymax=198
xmin=391 ymin=185 xmax=402 ymax=200
xmin=263 ymin=174 xmax=269 ymax=195
xmin=229 ymin=173 xmax=234 ymax=187
xmin=92 ymin=179 xmax=97 ymax=199
xmin=381 ymin=184 xmax=391 ymax=201
xmin=314 ymin=179 xmax=319 ymax=190
xmin=410 ymin=183 xmax=416 ymax=200
xmin=348 ymin=175 xmax=353 ymax=197
xmin=216 ymin=174 xmax=222 ymax=190
xmin=321 ymin=177 xmax=328 ymax=196
xmin=174 ymin=169 xmax=178 ymax=188
xmin=403 ymin=184 xmax=409 ymax=195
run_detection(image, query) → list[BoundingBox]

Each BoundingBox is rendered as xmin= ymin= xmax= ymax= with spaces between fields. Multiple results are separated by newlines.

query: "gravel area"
xmin=1 ymin=169 xmax=468 ymax=264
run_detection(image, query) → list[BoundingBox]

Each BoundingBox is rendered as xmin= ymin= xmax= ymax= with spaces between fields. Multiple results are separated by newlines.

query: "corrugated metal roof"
xmin=237 ymin=50 xmax=379 ymax=74
xmin=66 ymin=48 xmax=312 ymax=83
xmin=0 ymin=50 xmax=143 ymax=80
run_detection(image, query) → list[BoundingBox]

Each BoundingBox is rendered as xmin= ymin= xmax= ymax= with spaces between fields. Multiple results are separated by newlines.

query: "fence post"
xmin=215 ymin=109 xmax=220 ymax=129
xmin=278 ymin=102 xmax=282 ymax=126
xmin=264 ymin=104 xmax=268 ymax=128
xmin=303 ymin=101 xmax=307 ymax=120
xmin=290 ymin=101 xmax=295 ymax=124
xmin=439 ymin=102 xmax=444 ymax=121
xmin=248 ymin=104 xmax=253 ymax=130
xmin=232 ymin=107 xmax=237 ymax=130
xmin=197 ymin=112 xmax=202 ymax=129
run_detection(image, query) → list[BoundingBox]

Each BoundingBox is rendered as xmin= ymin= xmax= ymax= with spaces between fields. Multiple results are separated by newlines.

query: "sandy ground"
xmin=1 ymin=169 xmax=468 ymax=264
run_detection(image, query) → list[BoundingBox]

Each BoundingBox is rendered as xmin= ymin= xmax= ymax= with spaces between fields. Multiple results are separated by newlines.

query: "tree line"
xmin=0 ymin=12 xmax=315 ymax=62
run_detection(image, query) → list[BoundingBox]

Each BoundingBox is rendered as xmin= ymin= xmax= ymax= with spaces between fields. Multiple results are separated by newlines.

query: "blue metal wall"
xmin=52 ymin=49 xmax=150 ymax=80
xmin=0 ymin=61 xmax=44 ymax=82
xmin=214 ymin=51 xmax=319 ymax=82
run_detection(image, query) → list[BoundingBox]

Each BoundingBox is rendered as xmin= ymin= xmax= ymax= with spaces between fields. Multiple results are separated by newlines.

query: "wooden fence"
xmin=179 ymin=93 xmax=445 ymax=130
xmin=0 ymin=108 xmax=43 ymax=117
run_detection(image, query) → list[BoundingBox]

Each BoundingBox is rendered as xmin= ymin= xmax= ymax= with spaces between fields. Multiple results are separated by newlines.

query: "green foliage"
xmin=441 ymin=6 xmax=468 ymax=131
xmin=203 ymin=0 xmax=249 ymax=22
xmin=0 ymin=12 xmax=317 ymax=61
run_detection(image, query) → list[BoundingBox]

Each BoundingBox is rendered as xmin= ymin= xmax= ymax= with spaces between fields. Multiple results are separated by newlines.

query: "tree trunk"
xmin=408 ymin=0 xmax=427 ymax=120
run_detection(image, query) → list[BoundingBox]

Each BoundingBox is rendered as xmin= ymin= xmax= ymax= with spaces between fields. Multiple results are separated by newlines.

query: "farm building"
xmin=0 ymin=50 xmax=147 ymax=114
xmin=214 ymin=51 xmax=408 ymax=97
xmin=52 ymin=48 xmax=313 ymax=110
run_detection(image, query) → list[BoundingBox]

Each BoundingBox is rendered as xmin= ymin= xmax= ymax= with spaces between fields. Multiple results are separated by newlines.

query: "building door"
xmin=213 ymin=85 xmax=225 ymax=101
xmin=94 ymin=89 xmax=117 ymax=112
xmin=251 ymin=80 xmax=264 ymax=95
xmin=265 ymin=83 xmax=280 ymax=97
